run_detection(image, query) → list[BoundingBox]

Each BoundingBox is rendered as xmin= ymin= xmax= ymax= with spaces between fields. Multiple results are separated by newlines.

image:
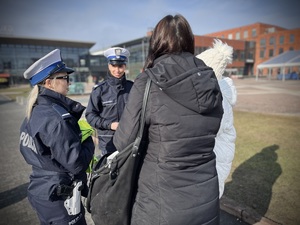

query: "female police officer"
xmin=20 ymin=49 xmax=95 ymax=225
xmin=85 ymin=47 xmax=133 ymax=156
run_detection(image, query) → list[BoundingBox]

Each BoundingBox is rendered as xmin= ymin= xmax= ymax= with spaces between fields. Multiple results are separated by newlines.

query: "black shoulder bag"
xmin=86 ymin=77 xmax=151 ymax=225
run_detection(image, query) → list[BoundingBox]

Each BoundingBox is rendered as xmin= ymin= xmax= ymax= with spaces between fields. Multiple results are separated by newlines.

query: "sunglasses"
xmin=50 ymin=75 xmax=70 ymax=83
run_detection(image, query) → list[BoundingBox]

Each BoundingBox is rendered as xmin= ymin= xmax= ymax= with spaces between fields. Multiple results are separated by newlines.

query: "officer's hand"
xmin=111 ymin=122 xmax=119 ymax=131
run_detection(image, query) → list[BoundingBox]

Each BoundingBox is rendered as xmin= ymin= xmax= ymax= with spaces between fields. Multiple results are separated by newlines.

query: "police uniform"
xmin=20 ymin=49 xmax=95 ymax=225
xmin=85 ymin=47 xmax=133 ymax=155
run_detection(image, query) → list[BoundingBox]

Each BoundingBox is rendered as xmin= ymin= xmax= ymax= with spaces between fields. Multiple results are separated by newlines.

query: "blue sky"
xmin=1 ymin=0 xmax=299 ymax=51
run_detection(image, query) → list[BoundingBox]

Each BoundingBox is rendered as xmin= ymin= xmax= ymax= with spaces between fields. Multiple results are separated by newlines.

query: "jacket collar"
xmin=106 ymin=73 xmax=127 ymax=90
xmin=36 ymin=86 xmax=86 ymax=120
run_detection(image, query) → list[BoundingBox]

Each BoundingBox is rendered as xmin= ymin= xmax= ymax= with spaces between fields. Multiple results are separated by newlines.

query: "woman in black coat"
xmin=113 ymin=14 xmax=223 ymax=225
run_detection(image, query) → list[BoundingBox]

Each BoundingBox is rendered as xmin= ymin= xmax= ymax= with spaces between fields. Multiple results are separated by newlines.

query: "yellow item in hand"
xmin=78 ymin=119 xmax=94 ymax=142
xmin=86 ymin=156 xmax=99 ymax=173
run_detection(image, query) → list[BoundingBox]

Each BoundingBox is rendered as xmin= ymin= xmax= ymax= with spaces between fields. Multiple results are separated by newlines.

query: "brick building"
xmin=115 ymin=22 xmax=300 ymax=78
xmin=205 ymin=23 xmax=300 ymax=77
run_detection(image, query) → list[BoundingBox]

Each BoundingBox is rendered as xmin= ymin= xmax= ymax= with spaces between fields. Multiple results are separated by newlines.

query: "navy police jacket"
xmin=85 ymin=73 xmax=133 ymax=155
xmin=19 ymin=87 xmax=95 ymax=200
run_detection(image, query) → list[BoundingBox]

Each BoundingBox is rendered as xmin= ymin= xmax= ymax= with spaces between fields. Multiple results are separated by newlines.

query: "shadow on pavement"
xmin=0 ymin=99 xmax=13 ymax=105
xmin=0 ymin=182 xmax=29 ymax=209
xmin=224 ymin=144 xmax=282 ymax=222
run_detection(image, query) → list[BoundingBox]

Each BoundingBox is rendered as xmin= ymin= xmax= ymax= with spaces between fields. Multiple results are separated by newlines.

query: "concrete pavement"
xmin=2 ymin=77 xmax=298 ymax=225
xmin=0 ymin=95 xmax=248 ymax=225
xmin=232 ymin=78 xmax=300 ymax=116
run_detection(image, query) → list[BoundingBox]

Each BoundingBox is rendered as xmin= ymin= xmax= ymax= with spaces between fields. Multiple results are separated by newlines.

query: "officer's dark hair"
xmin=144 ymin=14 xmax=194 ymax=70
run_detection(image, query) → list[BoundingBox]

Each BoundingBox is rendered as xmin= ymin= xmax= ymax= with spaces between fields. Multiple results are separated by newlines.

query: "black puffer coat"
xmin=113 ymin=52 xmax=223 ymax=225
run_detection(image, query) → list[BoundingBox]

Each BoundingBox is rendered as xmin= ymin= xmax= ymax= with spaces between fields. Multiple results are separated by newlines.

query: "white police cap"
xmin=23 ymin=49 xmax=74 ymax=86
xmin=104 ymin=47 xmax=130 ymax=65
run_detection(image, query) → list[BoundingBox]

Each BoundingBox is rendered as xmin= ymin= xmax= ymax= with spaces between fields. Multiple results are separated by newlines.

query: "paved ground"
xmin=1 ymin=77 xmax=299 ymax=225
xmin=77 ymin=77 xmax=300 ymax=225
xmin=232 ymin=78 xmax=300 ymax=116
xmin=0 ymin=95 xmax=248 ymax=225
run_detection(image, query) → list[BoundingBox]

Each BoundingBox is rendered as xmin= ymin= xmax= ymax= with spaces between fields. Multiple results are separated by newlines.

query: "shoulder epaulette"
xmin=52 ymin=104 xmax=72 ymax=120
xmin=93 ymin=84 xmax=100 ymax=89
xmin=93 ymin=80 xmax=106 ymax=90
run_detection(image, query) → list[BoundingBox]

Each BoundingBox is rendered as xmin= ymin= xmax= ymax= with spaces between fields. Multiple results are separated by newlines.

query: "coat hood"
xmin=196 ymin=39 xmax=233 ymax=80
xmin=146 ymin=52 xmax=222 ymax=114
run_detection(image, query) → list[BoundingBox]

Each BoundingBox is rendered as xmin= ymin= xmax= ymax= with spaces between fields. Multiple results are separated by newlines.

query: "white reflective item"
xmin=64 ymin=181 xmax=82 ymax=215
xmin=106 ymin=151 xmax=119 ymax=168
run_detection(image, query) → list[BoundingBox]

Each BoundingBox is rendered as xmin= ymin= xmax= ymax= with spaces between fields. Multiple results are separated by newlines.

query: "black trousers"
xmin=27 ymin=192 xmax=87 ymax=225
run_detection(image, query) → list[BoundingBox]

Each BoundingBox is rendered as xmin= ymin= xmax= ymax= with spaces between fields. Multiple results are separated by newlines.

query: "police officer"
xmin=20 ymin=49 xmax=95 ymax=225
xmin=85 ymin=47 xmax=133 ymax=156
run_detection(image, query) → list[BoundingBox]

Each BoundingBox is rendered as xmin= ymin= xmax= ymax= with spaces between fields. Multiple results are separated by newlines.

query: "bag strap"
xmin=138 ymin=77 xmax=151 ymax=138
xmin=132 ymin=77 xmax=151 ymax=157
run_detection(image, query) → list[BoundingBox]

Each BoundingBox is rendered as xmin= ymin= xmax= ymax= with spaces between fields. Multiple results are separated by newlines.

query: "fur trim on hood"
xmin=196 ymin=39 xmax=233 ymax=80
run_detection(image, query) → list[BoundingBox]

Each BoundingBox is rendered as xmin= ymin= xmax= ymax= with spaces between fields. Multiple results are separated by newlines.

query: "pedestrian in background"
xmin=19 ymin=49 xmax=95 ymax=225
xmin=85 ymin=47 xmax=133 ymax=156
xmin=197 ymin=39 xmax=237 ymax=198
xmin=113 ymin=14 xmax=223 ymax=225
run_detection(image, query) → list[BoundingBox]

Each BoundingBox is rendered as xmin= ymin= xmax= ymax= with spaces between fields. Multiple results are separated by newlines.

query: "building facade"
xmin=0 ymin=36 xmax=95 ymax=85
xmin=111 ymin=34 xmax=254 ymax=79
xmin=205 ymin=23 xmax=300 ymax=77
xmin=2 ymin=22 xmax=298 ymax=86
xmin=98 ymin=23 xmax=299 ymax=79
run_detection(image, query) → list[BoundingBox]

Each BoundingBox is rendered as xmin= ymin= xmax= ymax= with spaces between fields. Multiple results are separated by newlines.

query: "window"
xmin=249 ymin=41 xmax=255 ymax=48
xmin=289 ymin=47 xmax=294 ymax=51
xmin=243 ymin=30 xmax=248 ymax=38
xmin=64 ymin=58 xmax=75 ymax=67
xmin=267 ymin=27 xmax=275 ymax=33
xmin=36 ymin=45 xmax=42 ymax=52
xmin=235 ymin=50 xmax=242 ymax=61
xmin=236 ymin=32 xmax=240 ymax=40
xmin=28 ymin=45 xmax=35 ymax=53
xmin=233 ymin=51 xmax=237 ymax=60
xmin=240 ymin=51 xmax=245 ymax=60
xmin=269 ymin=37 xmax=275 ymax=45
xmin=90 ymin=58 xmax=100 ymax=66
xmin=290 ymin=34 xmax=295 ymax=43
xmin=80 ymin=59 xmax=86 ymax=66
xmin=252 ymin=29 xmax=256 ymax=37
xmin=228 ymin=33 xmax=233 ymax=39
xmin=248 ymin=51 xmax=254 ymax=59
xmin=269 ymin=49 xmax=274 ymax=57
xmin=260 ymin=50 xmax=265 ymax=58
xmin=194 ymin=47 xmax=205 ymax=55
xmin=194 ymin=46 xmax=207 ymax=55
xmin=260 ymin=38 xmax=266 ymax=46
xmin=279 ymin=36 xmax=284 ymax=44
xmin=279 ymin=48 xmax=284 ymax=54
xmin=3 ymin=61 xmax=12 ymax=69
xmin=99 ymin=57 xmax=107 ymax=66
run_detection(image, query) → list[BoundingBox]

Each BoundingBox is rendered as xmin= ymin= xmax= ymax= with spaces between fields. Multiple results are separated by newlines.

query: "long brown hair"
xmin=144 ymin=14 xmax=194 ymax=70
